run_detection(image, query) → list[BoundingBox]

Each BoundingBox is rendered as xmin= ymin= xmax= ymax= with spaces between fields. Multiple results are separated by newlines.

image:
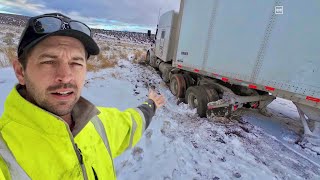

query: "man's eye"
xmin=72 ymin=62 xmax=83 ymax=66
xmin=41 ymin=61 xmax=54 ymax=64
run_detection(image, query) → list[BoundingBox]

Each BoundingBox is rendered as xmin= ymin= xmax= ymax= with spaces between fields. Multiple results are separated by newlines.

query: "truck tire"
xmin=186 ymin=85 xmax=219 ymax=117
xmin=170 ymin=74 xmax=186 ymax=98
xmin=159 ymin=62 xmax=173 ymax=83
xmin=182 ymin=74 xmax=193 ymax=89
xmin=156 ymin=59 xmax=162 ymax=68
xmin=147 ymin=50 xmax=157 ymax=68
xmin=203 ymin=85 xmax=220 ymax=102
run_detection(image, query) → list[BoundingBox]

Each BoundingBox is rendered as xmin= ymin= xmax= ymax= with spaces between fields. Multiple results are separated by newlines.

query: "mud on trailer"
xmin=146 ymin=0 xmax=320 ymax=143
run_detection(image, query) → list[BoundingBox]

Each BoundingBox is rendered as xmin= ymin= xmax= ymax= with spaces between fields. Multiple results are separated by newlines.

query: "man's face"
xmin=16 ymin=36 xmax=87 ymax=117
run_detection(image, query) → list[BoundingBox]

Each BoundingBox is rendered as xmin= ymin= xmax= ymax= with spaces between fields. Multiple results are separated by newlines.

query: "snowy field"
xmin=0 ymin=25 xmax=320 ymax=179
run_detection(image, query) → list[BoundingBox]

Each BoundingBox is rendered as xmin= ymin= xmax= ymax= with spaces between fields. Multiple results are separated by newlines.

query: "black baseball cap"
xmin=17 ymin=13 xmax=100 ymax=58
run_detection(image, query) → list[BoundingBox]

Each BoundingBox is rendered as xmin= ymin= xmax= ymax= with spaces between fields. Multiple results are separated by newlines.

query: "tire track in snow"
xmin=110 ymin=60 xmax=320 ymax=179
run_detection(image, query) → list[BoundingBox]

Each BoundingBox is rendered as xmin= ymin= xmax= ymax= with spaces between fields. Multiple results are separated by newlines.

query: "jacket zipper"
xmin=48 ymin=112 xmax=89 ymax=180
xmin=92 ymin=167 xmax=98 ymax=180
xmin=65 ymin=123 xmax=89 ymax=180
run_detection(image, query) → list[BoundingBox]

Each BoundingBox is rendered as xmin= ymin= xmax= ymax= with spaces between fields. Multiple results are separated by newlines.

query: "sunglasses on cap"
xmin=18 ymin=13 xmax=100 ymax=58
xmin=32 ymin=14 xmax=91 ymax=36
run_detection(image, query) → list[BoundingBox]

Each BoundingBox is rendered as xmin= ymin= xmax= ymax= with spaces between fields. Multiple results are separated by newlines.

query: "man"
xmin=0 ymin=13 xmax=165 ymax=180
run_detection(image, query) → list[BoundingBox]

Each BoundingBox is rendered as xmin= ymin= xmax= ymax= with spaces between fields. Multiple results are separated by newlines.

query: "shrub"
xmin=0 ymin=46 xmax=16 ymax=67
xmin=86 ymin=63 xmax=97 ymax=72
xmin=132 ymin=50 xmax=147 ymax=64
xmin=99 ymin=59 xmax=116 ymax=69
xmin=101 ymin=45 xmax=111 ymax=51
xmin=4 ymin=46 xmax=16 ymax=63
xmin=3 ymin=33 xmax=15 ymax=46
xmin=119 ymin=51 xmax=128 ymax=59
xmin=86 ymin=52 xmax=117 ymax=71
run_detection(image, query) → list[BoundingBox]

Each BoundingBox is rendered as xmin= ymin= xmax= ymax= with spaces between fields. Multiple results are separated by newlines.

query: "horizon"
xmin=0 ymin=0 xmax=180 ymax=33
xmin=0 ymin=12 xmax=152 ymax=34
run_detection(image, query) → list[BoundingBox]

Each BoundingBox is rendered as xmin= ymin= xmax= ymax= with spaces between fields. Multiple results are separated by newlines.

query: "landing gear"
xmin=294 ymin=103 xmax=320 ymax=146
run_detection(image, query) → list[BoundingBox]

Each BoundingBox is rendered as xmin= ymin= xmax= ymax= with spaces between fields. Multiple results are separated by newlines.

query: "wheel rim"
xmin=170 ymin=78 xmax=178 ymax=95
xmin=188 ymin=92 xmax=198 ymax=109
xmin=193 ymin=98 xmax=198 ymax=107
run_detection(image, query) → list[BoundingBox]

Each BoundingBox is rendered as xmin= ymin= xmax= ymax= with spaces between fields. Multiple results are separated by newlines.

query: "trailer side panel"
xmin=174 ymin=0 xmax=320 ymax=100
xmin=256 ymin=0 xmax=320 ymax=98
xmin=175 ymin=0 xmax=215 ymax=68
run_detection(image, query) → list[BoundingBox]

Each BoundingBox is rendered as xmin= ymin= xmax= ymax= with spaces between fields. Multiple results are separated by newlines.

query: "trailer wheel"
xmin=170 ymin=74 xmax=186 ymax=98
xmin=186 ymin=86 xmax=218 ymax=117
xmin=186 ymin=86 xmax=219 ymax=117
xmin=182 ymin=74 xmax=193 ymax=89
xmin=203 ymin=85 xmax=220 ymax=102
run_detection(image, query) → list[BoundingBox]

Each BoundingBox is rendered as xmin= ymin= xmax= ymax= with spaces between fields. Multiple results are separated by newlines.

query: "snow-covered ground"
xmin=1 ymin=59 xmax=320 ymax=179
xmin=0 ymin=27 xmax=320 ymax=179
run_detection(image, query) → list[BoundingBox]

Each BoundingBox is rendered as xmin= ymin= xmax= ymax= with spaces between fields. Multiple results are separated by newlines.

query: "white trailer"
xmin=147 ymin=0 xmax=320 ymax=142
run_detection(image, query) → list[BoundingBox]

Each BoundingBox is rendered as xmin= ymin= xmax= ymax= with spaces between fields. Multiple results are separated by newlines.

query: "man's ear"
xmin=12 ymin=59 xmax=26 ymax=85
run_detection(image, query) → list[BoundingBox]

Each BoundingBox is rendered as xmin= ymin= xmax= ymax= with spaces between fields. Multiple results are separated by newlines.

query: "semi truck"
xmin=146 ymin=0 xmax=320 ymax=142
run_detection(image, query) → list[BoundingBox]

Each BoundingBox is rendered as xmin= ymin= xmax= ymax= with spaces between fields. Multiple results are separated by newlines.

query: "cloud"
xmin=1 ymin=0 xmax=51 ymax=15
xmin=0 ymin=0 xmax=180 ymax=32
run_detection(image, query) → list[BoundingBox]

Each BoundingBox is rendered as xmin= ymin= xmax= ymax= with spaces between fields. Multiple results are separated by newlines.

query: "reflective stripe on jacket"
xmin=0 ymin=86 xmax=155 ymax=180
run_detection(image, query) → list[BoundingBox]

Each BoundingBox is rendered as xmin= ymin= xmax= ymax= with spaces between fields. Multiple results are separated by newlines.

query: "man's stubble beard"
xmin=24 ymin=75 xmax=79 ymax=117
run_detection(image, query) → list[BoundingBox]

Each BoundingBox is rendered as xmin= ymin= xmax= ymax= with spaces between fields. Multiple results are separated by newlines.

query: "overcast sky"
xmin=0 ymin=0 xmax=180 ymax=33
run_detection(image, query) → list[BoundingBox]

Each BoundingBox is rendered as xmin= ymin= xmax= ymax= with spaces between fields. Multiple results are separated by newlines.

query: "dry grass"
xmin=0 ymin=31 xmax=18 ymax=67
xmin=86 ymin=54 xmax=100 ymax=72
xmin=97 ymin=52 xmax=107 ymax=61
xmin=132 ymin=49 xmax=147 ymax=64
xmin=4 ymin=47 xmax=16 ymax=63
xmin=3 ymin=33 xmax=15 ymax=46
xmin=111 ymin=72 xmax=119 ymax=79
xmin=101 ymin=45 xmax=111 ymax=51
xmin=119 ymin=51 xmax=128 ymax=59
xmin=86 ymin=42 xmax=122 ymax=71
xmin=109 ymin=53 xmax=116 ymax=60
xmin=100 ymin=59 xmax=116 ymax=69
xmin=86 ymin=52 xmax=117 ymax=72
xmin=135 ymin=50 xmax=143 ymax=59
xmin=86 ymin=63 xmax=98 ymax=72
xmin=0 ymin=46 xmax=16 ymax=67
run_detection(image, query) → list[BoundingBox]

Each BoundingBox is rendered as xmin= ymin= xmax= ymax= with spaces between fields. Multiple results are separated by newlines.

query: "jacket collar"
xmin=2 ymin=85 xmax=100 ymax=137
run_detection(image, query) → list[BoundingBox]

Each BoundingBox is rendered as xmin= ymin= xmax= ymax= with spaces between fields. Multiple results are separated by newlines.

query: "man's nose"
xmin=56 ymin=63 xmax=73 ymax=83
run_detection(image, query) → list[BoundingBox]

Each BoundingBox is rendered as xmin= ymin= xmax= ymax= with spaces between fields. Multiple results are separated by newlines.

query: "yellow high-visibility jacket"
xmin=0 ymin=85 xmax=156 ymax=180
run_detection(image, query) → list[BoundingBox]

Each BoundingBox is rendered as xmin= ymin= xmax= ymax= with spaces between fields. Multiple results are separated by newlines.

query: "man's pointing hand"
xmin=148 ymin=89 xmax=166 ymax=109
